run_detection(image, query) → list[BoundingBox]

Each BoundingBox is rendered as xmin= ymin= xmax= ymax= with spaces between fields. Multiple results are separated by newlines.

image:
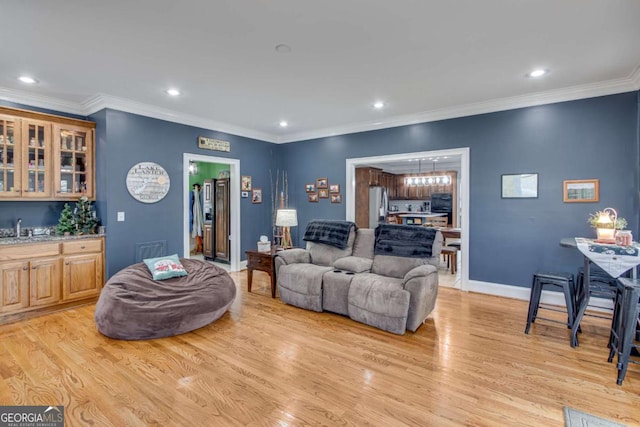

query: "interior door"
xmin=214 ymin=178 xmax=230 ymax=263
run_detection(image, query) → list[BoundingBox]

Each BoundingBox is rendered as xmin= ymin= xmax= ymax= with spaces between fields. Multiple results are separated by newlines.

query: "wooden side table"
xmin=245 ymin=249 xmax=278 ymax=298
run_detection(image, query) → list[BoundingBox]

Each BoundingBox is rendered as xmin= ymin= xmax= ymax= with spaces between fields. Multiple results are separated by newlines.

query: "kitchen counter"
xmin=397 ymin=213 xmax=446 ymax=218
xmin=0 ymin=233 xmax=106 ymax=245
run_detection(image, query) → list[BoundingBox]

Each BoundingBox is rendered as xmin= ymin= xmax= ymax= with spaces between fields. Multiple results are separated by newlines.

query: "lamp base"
xmin=594 ymin=239 xmax=616 ymax=244
xmin=281 ymin=226 xmax=293 ymax=249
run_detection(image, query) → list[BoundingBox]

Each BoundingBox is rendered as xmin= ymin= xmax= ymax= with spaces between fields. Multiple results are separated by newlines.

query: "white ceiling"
xmin=1 ymin=1 xmax=639 ymax=144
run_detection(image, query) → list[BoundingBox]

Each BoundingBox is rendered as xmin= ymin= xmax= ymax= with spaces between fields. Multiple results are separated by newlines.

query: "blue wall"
xmin=91 ymin=109 xmax=278 ymax=278
xmin=2 ymin=92 xmax=638 ymax=290
xmin=282 ymin=92 xmax=640 ymax=288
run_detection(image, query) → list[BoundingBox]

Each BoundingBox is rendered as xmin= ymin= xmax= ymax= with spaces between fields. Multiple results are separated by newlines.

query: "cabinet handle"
xmin=22 ymin=266 xmax=28 ymax=270
xmin=32 ymin=266 xmax=36 ymax=269
xmin=80 ymin=245 xmax=85 ymax=249
xmin=65 ymin=262 xmax=69 ymax=265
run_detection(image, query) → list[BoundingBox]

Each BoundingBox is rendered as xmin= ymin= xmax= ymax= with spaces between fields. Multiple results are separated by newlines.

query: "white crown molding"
xmin=82 ymin=94 xmax=276 ymax=143
xmin=1 ymin=71 xmax=639 ymax=145
xmin=630 ymin=63 xmax=640 ymax=90
xmin=277 ymin=75 xmax=640 ymax=143
xmin=0 ymin=87 xmax=86 ymax=116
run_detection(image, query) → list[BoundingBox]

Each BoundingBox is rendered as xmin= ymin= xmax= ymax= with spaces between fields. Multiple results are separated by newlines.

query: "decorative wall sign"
xmin=126 ymin=162 xmax=171 ymax=203
xmin=198 ymin=136 xmax=230 ymax=152
xmin=563 ymin=179 xmax=599 ymax=203
xmin=501 ymin=173 xmax=538 ymax=198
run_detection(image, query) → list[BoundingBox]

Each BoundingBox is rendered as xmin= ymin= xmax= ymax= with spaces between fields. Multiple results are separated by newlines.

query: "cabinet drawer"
xmin=62 ymin=239 xmax=102 ymax=254
xmin=248 ymin=255 xmax=273 ymax=270
xmin=0 ymin=242 xmax=60 ymax=261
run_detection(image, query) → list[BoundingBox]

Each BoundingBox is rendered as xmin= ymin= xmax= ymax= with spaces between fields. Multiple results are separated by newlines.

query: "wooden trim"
xmin=0 ymin=106 xmax=95 ymax=128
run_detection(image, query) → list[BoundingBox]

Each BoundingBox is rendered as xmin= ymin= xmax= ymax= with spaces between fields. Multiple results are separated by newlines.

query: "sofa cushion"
xmin=306 ymin=228 xmax=356 ymax=266
xmin=348 ymin=273 xmax=409 ymax=334
xmin=322 ymin=270 xmax=354 ymax=315
xmin=277 ymin=263 xmax=332 ymax=312
xmin=371 ymin=255 xmax=428 ymax=279
xmin=333 ymin=256 xmax=373 ymax=273
xmin=352 ymin=228 xmax=375 ymax=259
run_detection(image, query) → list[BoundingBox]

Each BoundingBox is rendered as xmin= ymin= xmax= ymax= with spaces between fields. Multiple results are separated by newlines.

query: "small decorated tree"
xmin=56 ymin=203 xmax=75 ymax=235
xmin=74 ymin=196 xmax=99 ymax=234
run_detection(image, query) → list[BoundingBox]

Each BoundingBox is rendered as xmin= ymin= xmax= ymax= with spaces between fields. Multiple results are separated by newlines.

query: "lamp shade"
xmin=276 ymin=209 xmax=298 ymax=227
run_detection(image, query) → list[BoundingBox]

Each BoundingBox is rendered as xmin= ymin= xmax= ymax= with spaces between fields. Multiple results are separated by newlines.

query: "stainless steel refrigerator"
xmin=369 ymin=186 xmax=388 ymax=228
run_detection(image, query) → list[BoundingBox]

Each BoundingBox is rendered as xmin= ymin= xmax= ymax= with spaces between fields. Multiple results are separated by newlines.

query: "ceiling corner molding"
xmin=82 ymin=94 xmax=277 ymax=143
xmin=277 ymin=75 xmax=640 ymax=143
xmin=0 ymin=87 xmax=86 ymax=116
xmin=630 ymin=64 xmax=640 ymax=90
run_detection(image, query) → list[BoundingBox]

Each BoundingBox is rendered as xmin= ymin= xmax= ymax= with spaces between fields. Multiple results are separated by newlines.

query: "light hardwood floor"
xmin=1 ymin=269 xmax=639 ymax=426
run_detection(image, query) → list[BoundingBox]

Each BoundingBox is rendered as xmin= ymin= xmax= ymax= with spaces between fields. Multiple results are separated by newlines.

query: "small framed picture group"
xmin=306 ymin=178 xmax=341 ymax=203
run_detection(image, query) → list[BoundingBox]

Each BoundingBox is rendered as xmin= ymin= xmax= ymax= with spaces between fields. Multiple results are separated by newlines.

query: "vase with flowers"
xmin=588 ymin=208 xmax=627 ymax=244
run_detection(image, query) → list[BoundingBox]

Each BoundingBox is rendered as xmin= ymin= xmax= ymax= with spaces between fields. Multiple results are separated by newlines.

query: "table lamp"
xmin=276 ymin=209 xmax=298 ymax=249
xmin=595 ymin=207 xmax=617 ymax=243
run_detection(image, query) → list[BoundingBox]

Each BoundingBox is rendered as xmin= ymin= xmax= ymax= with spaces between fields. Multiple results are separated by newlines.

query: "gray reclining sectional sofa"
xmin=275 ymin=220 xmax=442 ymax=334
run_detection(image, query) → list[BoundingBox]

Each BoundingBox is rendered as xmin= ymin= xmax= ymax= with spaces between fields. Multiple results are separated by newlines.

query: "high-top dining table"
xmin=560 ymin=237 xmax=640 ymax=347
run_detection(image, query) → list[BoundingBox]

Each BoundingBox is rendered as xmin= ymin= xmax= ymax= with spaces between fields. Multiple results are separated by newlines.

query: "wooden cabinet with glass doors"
xmin=0 ymin=106 xmax=94 ymax=201
xmin=53 ymin=124 xmax=94 ymax=199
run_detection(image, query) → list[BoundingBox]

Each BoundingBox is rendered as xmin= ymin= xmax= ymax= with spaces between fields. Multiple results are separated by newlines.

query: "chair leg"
xmin=525 ymin=277 xmax=541 ymax=334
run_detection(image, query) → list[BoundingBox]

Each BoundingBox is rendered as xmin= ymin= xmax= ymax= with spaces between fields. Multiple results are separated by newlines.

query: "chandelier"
xmin=404 ymin=159 xmax=450 ymax=186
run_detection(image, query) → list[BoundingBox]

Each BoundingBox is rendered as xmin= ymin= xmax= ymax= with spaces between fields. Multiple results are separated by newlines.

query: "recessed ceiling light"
xmin=373 ymin=101 xmax=385 ymax=109
xmin=166 ymin=88 xmax=181 ymax=96
xmin=18 ymin=76 xmax=37 ymax=84
xmin=275 ymin=44 xmax=292 ymax=53
xmin=279 ymin=120 xmax=288 ymax=128
xmin=528 ymin=69 xmax=548 ymax=78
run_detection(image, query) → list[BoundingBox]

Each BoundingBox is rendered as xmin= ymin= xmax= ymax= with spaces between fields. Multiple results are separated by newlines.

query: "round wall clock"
xmin=126 ymin=162 xmax=171 ymax=203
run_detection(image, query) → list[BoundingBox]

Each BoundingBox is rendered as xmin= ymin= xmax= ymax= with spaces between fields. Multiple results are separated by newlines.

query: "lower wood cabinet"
xmin=0 ymin=237 xmax=104 ymax=324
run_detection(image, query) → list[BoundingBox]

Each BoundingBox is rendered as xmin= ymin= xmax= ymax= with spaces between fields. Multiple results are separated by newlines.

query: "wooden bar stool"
xmin=441 ymin=247 xmax=457 ymax=275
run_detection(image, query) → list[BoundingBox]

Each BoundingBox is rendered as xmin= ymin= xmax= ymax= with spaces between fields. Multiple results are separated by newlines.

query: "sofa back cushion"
xmin=306 ymin=228 xmax=356 ymax=266
xmin=352 ymin=228 xmax=375 ymax=259
xmin=371 ymin=230 xmax=443 ymax=278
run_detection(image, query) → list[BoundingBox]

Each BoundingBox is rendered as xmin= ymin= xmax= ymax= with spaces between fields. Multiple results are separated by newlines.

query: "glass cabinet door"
xmin=53 ymin=124 xmax=93 ymax=199
xmin=0 ymin=115 xmax=21 ymax=197
xmin=21 ymin=120 xmax=50 ymax=198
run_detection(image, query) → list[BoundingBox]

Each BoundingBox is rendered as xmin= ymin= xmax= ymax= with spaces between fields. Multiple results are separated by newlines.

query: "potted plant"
xmin=588 ymin=208 xmax=627 ymax=243
xmin=56 ymin=203 xmax=75 ymax=236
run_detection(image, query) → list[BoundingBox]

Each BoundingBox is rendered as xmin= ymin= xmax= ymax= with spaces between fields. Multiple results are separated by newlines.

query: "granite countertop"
xmin=0 ymin=233 xmax=106 ymax=245
xmin=398 ymin=213 xmax=446 ymax=218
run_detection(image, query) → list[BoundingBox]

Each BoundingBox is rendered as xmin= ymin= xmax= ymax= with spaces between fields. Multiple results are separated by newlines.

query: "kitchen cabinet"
xmin=0 ymin=237 xmax=104 ymax=324
xmin=53 ymin=123 xmax=94 ymax=199
xmin=0 ymin=106 xmax=95 ymax=201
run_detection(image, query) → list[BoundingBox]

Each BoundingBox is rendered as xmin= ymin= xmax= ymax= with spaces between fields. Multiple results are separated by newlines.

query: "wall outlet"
xmin=117 ymin=212 xmax=125 ymax=222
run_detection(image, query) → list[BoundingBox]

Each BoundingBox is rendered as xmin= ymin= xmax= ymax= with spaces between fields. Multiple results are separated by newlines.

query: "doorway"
xmin=183 ymin=153 xmax=241 ymax=272
xmin=345 ymin=147 xmax=470 ymax=291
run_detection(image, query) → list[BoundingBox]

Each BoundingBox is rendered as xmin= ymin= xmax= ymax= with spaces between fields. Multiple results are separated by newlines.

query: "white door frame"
xmin=345 ymin=147 xmax=470 ymax=291
xmin=183 ymin=153 xmax=241 ymax=272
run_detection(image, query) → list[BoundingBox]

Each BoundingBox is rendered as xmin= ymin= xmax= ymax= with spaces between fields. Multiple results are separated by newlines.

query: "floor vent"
xmin=135 ymin=240 xmax=167 ymax=262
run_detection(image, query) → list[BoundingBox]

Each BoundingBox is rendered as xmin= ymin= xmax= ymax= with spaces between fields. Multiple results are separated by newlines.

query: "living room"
xmin=1 ymin=2 xmax=640 ymax=425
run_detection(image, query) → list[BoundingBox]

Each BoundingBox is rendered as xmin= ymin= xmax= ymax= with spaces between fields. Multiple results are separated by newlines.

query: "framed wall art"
xmin=501 ymin=173 xmax=538 ymax=199
xmin=308 ymin=193 xmax=318 ymax=202
xmin=305 ymin=183 xmax=315 ymax=193
xmin=329 ymin=184 xmax=340 ymax=193
xmin=563 ymin=179 xmax=599 ymax=203
xmin=318 ymin=189 xmax=329 ymax=198
xmin=330 ymin=194 xmax=342 ymax=203
xmin=241 ymin=175 xmax=252 ymax=191
xmin=316 ymin=178 xmax=328 ymax=189
xmin=252 ymin=188 xmax=262 ymax=204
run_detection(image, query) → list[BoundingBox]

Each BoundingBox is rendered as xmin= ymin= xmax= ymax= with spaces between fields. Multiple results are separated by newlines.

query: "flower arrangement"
xmin=587 ymin=210 xmax=627 ymax=230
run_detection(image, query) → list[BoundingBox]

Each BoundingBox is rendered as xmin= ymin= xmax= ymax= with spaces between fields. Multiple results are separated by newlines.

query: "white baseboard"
xmin=468 ymin=280 xmax=613 ymax=311
xmin=239 ymin=260 xmax=247 ymax=271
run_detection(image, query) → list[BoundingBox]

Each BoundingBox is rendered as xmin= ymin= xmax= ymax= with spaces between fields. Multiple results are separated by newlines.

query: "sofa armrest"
xmin=274 ymin=248 xmax=311 ymax=276
xmin=402 ymin=264 xmax=439 ymax=332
